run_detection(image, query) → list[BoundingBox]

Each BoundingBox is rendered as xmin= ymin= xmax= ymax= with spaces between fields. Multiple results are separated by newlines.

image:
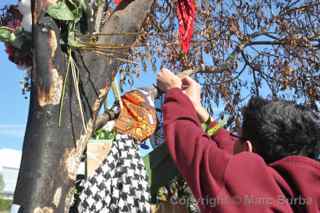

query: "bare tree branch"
xmin=95 ymin=110 xmax=119 ymax=131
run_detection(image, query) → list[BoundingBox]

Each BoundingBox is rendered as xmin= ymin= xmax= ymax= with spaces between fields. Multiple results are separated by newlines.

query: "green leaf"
xmin=0 ymin=27 xmax=16 ymax=43
xmin=9 ymin=33 xmax=16 ymax=43
xmin=105 ymin=131 xmax=116 ymax=140
xmin=47 ymin=2 xmax=75 ymax=21
xmin=79 ymin=0 xmax=88 ymax=11
xmin=65 ymin=0 xmax=84 ymax=23
xmin=72 ymin=7 xmax=83 ymax=23
xmin=68 ymin=30 xmax=85 ymax=48
xmin=94 ymin=129 xmax=116 ymax=141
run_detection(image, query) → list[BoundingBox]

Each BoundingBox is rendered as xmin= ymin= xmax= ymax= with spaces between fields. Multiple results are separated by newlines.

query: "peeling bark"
xmin=52 ymin=187 xmax=62 ymax=208
xmin=14 ymin=0 xmax=154 ymax=212
xmin=62 ymin=120 xmax=94 ymax=181
xmin=37 ymin=68 xmax=63 ymax=107
xmin=33 ymin=207 xmax=54 ymax=213
xmin=48 ymin=30 xmax=57 ymax=58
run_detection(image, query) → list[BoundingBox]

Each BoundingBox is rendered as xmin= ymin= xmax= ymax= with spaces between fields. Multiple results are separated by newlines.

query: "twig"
xmin=245 ymin=40 xmax=318 ymax=49
xmin=69 ymin=51 xmax=88 ymax=133
xmin=241 ymin=51 xmax=260 ymax=95
xmin=93 ymin=32 xmax=141 ymax=36
xmin=152 ymin=63 xmax=234 ymax=98
xmin=93 ymin=50 xmax=138 ymax=64
xmin=58 ymin=54 xmax=71 ymax=127
xmin=94 ymin=110 xmax=120 ymax=131
xmin=179 ymin=63 xmax=233 ymax=76
xmin=252 ymin=67 xmax=260 ymax=96
xmin=79 ymin=44 xmax=133 ymax=49
xmin=244 ymin=41 xmax=284 ymax=47
xmin=111 ymin=81 xmax=123 ymax=109
xmin=212 ymin=63 xmax=247 ymax=86
xmin=279 ymin=2 xmax=320 ymax=17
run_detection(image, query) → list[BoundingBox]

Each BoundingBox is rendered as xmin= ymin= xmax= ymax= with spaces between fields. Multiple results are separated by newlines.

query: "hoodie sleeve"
xmin=162 ymin=88 xmax=232 ymax=203
xmin=209 ymin=122 xmax=237 ymax=154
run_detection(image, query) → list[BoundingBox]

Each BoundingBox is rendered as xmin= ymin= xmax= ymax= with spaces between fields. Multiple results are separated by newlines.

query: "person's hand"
xmin=156 ymin=68 xmax=182 ymax=92
xmin=181 ymin=76 xmax=210 ymax=123
xmin=181 ymin=76 xmax=201 ymax=107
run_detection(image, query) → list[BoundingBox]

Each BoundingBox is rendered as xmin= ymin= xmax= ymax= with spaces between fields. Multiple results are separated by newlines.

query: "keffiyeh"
xmin=78 ymin=134 xmax=151 ymax=213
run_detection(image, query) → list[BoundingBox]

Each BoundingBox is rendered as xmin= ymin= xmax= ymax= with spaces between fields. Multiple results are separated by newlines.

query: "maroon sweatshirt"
xmin=163 ymin=88 xmax=320 ymax=213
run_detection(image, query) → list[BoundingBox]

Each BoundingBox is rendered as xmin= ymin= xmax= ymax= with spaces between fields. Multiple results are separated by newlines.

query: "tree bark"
xmin=13 ymin=0 xmax=154 ymax=212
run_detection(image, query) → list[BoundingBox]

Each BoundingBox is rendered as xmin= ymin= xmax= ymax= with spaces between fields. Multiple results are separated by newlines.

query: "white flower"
xmin=18 ymin=0 xmax=32 ymax=32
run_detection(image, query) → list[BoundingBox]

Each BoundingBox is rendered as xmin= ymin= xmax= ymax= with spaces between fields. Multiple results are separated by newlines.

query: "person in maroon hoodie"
xmin=156 ymin=68 xmax=320 ymax=213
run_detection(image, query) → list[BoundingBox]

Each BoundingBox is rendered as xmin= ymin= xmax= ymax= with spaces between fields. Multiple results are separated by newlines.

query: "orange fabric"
xmin=115 ymin=90 xmax=157 ymax=142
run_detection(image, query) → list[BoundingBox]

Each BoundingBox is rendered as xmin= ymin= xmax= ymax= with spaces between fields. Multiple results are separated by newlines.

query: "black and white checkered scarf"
xmin=78 ymin=134 xmax=151 ymax=213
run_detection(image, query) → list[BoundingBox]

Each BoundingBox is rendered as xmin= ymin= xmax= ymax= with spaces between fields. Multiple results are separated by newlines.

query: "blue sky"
xmin=0 ymin=41 xmax=29 ymax=150
xmin=0 ymin=1 xmax=28 ymax=150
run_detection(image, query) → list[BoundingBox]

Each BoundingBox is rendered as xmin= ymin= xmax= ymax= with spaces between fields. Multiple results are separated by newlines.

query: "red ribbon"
xmin=114 ymin=0 xmax=122 ymax=5
xmin=113 ymin=0 xmax=196 ymax=54
xmin=176 ymin=0 xmax=196 ymax=54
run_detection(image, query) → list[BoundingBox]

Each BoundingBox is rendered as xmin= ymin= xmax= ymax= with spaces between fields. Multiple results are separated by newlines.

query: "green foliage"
xmin=47 ymin=1 xmax=87 ymax=48
xmin=47 ymin=0 xmax=88 ymax=26
xmin=67 ymin=29 xmax=85 ymax=48
xmin=0 ymin=175 xmax=4 ymax=193
xmin=0 ymin=198 xmax=12 ymax=211
xmin=47 ymin=1 xmax=75 ymax=21
xmin=0 ymin=27 xmax=32 ymax=53
xmin=78 ymin=0 xmax=88 ymax=12
xmin=0 ymin=27 xmax=16 ymax=43
xmin=94 ymin=129 xmax=116 ymax=141
xmin=67 ymin=0 xmax=86 ymax=23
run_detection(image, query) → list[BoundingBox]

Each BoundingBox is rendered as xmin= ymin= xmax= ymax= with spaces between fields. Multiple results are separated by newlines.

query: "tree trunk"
xmin=13 ymin=0 xmax=154 ymax=212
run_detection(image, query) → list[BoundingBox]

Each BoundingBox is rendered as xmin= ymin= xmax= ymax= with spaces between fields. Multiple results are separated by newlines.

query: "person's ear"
xmin=243 ymin=140 xmax=253 ymax=152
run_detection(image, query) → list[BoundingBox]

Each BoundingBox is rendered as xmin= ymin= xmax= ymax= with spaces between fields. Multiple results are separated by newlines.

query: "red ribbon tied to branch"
xmin=114 ymin=0 xmax=196 ymax=54
xmin=114 ymin=0 xmax=122 ymax=5
xmin=176 ymin=0 xmax=196 ymax=54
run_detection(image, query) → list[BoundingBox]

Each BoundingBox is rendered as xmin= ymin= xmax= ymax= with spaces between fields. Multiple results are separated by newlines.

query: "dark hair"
xmin=242 ymin=97 xmax=320 ymax=163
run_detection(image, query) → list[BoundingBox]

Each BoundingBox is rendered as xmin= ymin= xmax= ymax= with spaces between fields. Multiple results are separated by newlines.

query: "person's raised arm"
xmin=180 ymin=76 xmax=236 ymax=154
xmin=162 ymin=87 xmax=231 ymax=207
xmin=157 ymin=69 xmax=232 ymax=208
